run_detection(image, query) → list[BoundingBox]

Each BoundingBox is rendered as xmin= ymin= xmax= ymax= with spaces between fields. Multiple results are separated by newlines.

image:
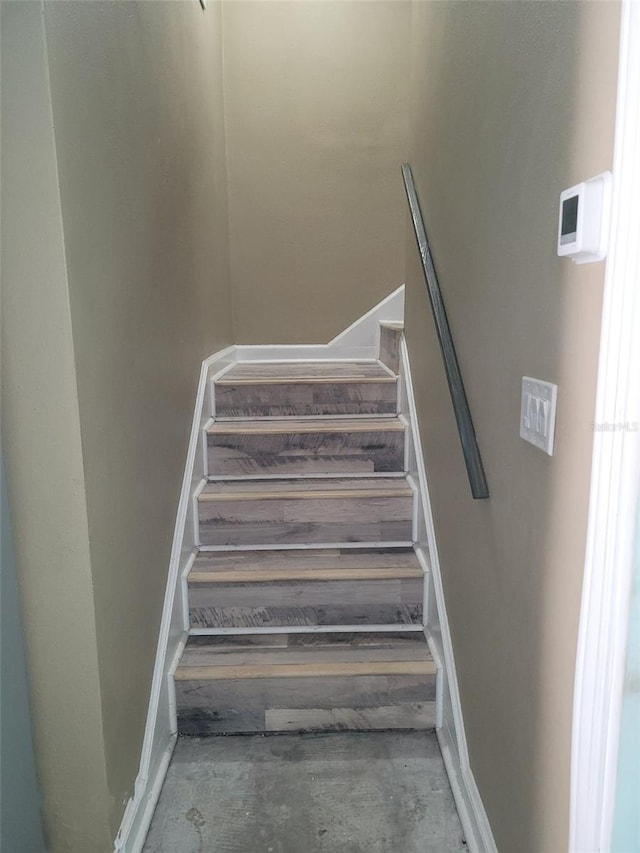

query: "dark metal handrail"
xmin=402 ymin=163 xmax=489 ymax=499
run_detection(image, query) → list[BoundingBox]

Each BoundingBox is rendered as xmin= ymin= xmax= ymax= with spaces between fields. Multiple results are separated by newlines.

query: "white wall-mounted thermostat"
xmin=557 ymin=171 xmax=612 ymax=264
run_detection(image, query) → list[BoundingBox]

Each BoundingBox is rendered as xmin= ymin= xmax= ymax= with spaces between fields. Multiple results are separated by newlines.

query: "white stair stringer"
xmin=398 ymin=335 xmax=498 ymax=853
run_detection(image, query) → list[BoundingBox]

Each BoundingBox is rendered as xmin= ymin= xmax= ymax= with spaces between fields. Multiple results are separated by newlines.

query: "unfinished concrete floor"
xmin=142 ymin=731 xmax=467 ymax=853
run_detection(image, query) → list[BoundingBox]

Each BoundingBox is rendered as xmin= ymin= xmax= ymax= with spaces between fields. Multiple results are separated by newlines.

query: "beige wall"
xmin=1 ymin=4 xmax=113 ymax=848
xmin=224 ymin=0 xmax=411 ymax=344
xmin=1 ymin=1 xmax=232 ymax=849
xmin=404 ymin=2 xmax=620 ymax=851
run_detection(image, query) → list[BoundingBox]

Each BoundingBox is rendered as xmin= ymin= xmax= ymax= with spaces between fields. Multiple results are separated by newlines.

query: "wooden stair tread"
xmin=207 ymin=416 xmax=405 ymax=436
xmin=181 ymin=643 xmax=430 ymax=675
xmin=190 ymin=567 xmax=421 ymax=583
xmin=176 ymin=633 xmax=434 ymax=680
xmin=217 ymin=362 xmax=396 ymax=385
xmin=189 ymin=547 xmax=421 ymax=584
xmin=200 ymin=477 xmax=413 ymax=502
xmin=176 ymin=660 xmax=435 ymax=681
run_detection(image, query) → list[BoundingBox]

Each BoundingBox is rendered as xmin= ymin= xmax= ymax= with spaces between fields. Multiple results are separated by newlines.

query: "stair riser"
xmin=178 ymin=703 xmax=436 ymax=735
xmin=176 ymin=674 xmax=436 ymax=735
xmin=184 ymin=630 xmax=428 ymax=653
xmin=198 ymin=495 xmax=414 ymax=547
xmin=189 ymin=577 xmax=423 ymax=629
xmin=189 ymin=547 xmax=420 ymax=577
xmin=379 ymin=326 xmax=402 ymax=374
xmin=180 ymin=644 xmax=430 ymax=667
xmin=208 ymin=428 xmax=405 ymax=477
xmin=214 ymin=381 xmax=397 ymax=418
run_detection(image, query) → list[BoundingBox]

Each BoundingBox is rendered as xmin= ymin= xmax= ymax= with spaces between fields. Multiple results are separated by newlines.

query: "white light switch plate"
xmin=520 ymin=377 xmax=558 ymax=455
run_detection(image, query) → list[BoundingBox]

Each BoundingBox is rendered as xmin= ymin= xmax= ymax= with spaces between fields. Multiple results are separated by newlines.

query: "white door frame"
xmin=570 ymin=2 xmax=640 ymax=850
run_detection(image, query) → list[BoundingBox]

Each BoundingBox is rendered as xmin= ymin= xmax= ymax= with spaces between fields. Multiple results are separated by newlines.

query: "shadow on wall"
xmin=403 ymin=1 xmax=618 ymax=851
xmin=1 ymin=454 xmax=46 ymax=852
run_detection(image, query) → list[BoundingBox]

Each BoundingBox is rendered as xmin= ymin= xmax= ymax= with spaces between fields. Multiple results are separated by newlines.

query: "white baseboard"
xmin=113 ymin=345 xmax=234 ymax=853
xmin=399 ymin=337 xmax=497 ymax=853
xmin=114 ymin=735 xmax=176 ymax=853
xmin=438 ymin=727 xmax=497 ymax=853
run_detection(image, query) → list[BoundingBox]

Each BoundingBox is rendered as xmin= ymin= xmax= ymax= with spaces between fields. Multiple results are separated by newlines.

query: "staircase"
xmin=174 ymin=323 xmax=437 ymax=736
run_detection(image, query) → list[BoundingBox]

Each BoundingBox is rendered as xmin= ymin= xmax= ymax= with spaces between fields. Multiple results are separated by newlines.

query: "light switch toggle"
xmin=520 ymin=377 xmax=558 ymax=455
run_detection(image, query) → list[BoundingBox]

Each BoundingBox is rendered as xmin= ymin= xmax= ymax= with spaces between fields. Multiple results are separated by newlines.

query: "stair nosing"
xmin=188 ymin=566 xmax=423 ymax=584
xmin=189 ymin=624 xmax=425 ymax=635
xmin=216 ymin=376 xmax=397 ymax=386
xmin=175 ymin=660 xmax=436 ymax=681
xmin=199 ymin=487 xmax=413 ymax=503
xmin=212 ymin=414 xmax=400 ymax=422
xmin=199 ymin=477 xmax=414 ymax=501
xmin=207 ymin=417 xmax=405 ymax=436
xmin=206 ymin=473 xmax=408 ymax=482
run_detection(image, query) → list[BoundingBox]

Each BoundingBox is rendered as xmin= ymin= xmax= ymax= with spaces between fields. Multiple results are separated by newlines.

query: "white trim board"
xmin=399 ymin=337 xmax=497 ymax=853
xmin=570 ymin=3 xmax=640 ymax=851
xmin=113 ymin=346 xmax=234 ymax=853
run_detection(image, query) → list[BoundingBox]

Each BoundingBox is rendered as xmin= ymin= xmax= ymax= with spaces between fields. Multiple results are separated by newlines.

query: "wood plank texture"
xmin=175 ymin=660 xmax=435 ymax=681
xmin=189 ymin=579 xmax=422 ymax=606
xmin=379 ymin=324 xmax=403 ymax=374
xmin=180 ymin=634 xmax=432 ymax=667
xmin=264 ymin=703 xmax=436 ymax=732
xmin=208 ymin=418 xmax=405 ymax=434
xmin=189 ymin=603 xmax=422 ymax=629
xmin=175 ymin=356 xmax=433 ymax=735
xmin=188 ymin=577 xmax=423 ymax=629
xmin=189 ymin=547 xmax=420 ymax=579
xmin=200 ymin=477 xmax=413 ymax=497
xmin=177 ymin=699 xmax=437 ymax=735
xmin=189 ymin=567 xmax=420 ymax=583
xmin=218 ymin=362 xmax=397 ymax=382
xmin=199 ymin=487 xmax=413 ymax=502
xmin=176 ymin=633 xmax=436 ymax=734
xmin=215 ymin=363 xmax=398 ymax=417
xmin=185 ymin=630 xmax=428 ymax=651
xmin=176 ymin=671 xmax=435 ymax=706
xmin=176 ymin=674 xmax=436 ymax=734
xmin=214 ymin=385 xmax=398 ymax=418
xmin=198 ymin=478 xmax=414 ymax=547
xmin=207 ymin=417 xmax=405 ymax=476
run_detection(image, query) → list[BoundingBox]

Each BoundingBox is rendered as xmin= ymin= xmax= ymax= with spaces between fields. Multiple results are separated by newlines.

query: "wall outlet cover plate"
xmin=520 ymin=377 xmax=558 ymax=456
